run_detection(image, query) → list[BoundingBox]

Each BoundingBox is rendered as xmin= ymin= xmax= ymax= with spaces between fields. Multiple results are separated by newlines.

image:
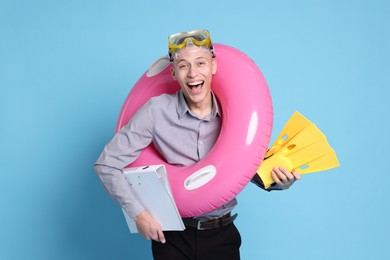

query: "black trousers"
xmin=151 ymin=223 xmax=241 ymax=260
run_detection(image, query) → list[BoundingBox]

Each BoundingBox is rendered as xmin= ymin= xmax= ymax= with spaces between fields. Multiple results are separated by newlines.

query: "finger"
xmin=139 ymin=230 xmax=149 ymax=240
xmin=271 ymin=168 xmax=284 ymax=186
xmin=279 ymin=166 xmax=295 ymax=180
xmin=292 ymin=170 xmax=302 ymax=180
xmin=273 ymin=167 xmax=288 ymax=183
xmin=157 ymin=229 xmax=166 ymax=243
xmin=145 ymin=229 xmax=154 ymax=240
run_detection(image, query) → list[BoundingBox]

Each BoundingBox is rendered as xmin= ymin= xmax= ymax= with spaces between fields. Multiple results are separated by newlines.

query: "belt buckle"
xmin=197 ymin=220 xmax=206 ymax=230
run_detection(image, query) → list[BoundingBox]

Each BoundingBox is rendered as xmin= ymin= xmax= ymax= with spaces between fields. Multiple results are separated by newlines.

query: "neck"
xmin=187 ymin=93 xmax=213 ymax=118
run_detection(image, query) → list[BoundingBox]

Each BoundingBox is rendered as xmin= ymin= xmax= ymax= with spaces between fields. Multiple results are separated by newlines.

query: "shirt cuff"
xmin=250 ymin=174 xmax=282 ymax=191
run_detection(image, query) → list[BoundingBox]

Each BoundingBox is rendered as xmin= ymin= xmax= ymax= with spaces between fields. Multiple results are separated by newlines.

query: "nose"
xmin=187 ymin=65 xmax=198 ymax=78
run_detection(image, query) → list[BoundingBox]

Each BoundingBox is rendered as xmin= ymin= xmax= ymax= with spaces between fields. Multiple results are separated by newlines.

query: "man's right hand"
xmin=133 ymin=211 xmax=166 ymax=243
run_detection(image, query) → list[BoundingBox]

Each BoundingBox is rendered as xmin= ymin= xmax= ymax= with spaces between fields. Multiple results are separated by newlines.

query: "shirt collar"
xmin=178 ymin=90 xmax=221 ymax=120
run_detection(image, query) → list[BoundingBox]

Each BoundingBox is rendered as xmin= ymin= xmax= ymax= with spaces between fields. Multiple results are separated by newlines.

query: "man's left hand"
xmin=271 ymin=166 xmax=302 ymax=190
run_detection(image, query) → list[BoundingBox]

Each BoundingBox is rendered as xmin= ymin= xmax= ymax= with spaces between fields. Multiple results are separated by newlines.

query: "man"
xmin=94 ymin=30 xmax=301 ymax=260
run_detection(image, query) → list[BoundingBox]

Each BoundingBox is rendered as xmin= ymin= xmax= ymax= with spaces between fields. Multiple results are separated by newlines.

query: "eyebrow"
xmin=176 ymin=56 xmax=209 ymax=64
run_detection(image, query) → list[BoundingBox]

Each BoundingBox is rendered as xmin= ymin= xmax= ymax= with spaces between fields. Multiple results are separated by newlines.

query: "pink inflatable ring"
xmin=117 ymin=43 xmax=273 ymax=217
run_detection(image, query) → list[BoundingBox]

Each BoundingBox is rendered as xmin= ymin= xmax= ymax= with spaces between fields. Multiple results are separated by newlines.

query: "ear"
xmin=171 ymin=67 xmax=176 ymax=80
xmin=212 ymin=59 xmax=217 ymax=75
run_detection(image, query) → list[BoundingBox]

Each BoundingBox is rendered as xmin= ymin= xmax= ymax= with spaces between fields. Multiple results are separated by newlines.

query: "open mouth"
xmin=187 ymin=81 xmax=204 ymax=93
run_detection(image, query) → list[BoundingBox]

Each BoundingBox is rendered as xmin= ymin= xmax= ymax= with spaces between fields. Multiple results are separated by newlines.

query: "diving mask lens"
xmin=169 ymin=30 xmax=209 ymax=45
xmin=168 ymin=30 xmax=214 ymax=60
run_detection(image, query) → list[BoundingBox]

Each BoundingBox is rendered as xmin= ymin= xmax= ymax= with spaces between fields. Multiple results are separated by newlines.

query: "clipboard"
xmin=121 ymin=164 xmax=185 ymax=233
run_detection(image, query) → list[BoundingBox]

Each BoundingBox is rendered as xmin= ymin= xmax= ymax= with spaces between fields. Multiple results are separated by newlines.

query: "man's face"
xmin=171 ymin=47 xmax=217 ymax=108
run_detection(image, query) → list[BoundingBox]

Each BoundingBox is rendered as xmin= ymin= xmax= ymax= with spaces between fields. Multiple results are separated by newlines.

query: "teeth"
xmin=188 ymin=81 xmax=203 ymax=86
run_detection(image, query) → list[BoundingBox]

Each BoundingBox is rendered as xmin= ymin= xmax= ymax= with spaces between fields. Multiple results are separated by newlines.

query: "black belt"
xmin=182 ymin=213 xmax=238 ymax=230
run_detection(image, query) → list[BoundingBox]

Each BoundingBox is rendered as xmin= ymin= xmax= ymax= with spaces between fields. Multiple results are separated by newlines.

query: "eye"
xmin=178 ymin=63 xmax=189 ymax=69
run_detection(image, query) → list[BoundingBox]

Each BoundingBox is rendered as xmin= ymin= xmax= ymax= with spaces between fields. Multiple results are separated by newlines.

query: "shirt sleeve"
xmin=94 ymin=100 xmax=154 ymax=218
xmin=250 ymin=174 xmax=282 ymax=191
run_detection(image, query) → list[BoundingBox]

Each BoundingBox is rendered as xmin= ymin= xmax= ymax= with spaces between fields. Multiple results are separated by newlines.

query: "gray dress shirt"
xmin=94 ymin=90 xmax=237 ymax=220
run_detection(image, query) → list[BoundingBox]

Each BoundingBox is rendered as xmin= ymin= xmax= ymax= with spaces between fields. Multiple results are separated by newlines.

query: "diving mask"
xmin=168 ymin=30 xmax=215 ymax=61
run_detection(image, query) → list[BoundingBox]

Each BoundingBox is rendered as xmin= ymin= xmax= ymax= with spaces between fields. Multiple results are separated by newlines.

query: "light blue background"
xmin=1 ymin=0 xmax=389 ymax=259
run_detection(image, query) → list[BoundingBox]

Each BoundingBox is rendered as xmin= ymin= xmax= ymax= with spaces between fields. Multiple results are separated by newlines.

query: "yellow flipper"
xmin=257 ymin=111 xmax=340 ymax=189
